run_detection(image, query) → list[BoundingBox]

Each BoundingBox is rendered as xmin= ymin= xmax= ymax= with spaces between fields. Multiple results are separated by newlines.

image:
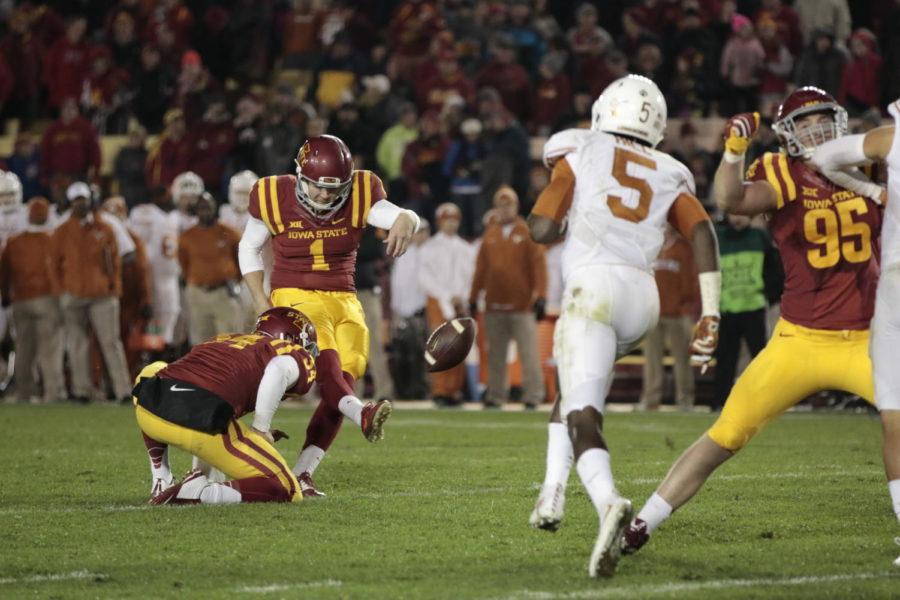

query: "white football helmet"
xmin=171 ymin=171 xmax=204 ymax=211
xmin=0 ymin=171 xmax=23 ymax=213
xmin=228 ymin=170 xmax=258 ymax=214
xmin=591 ymin=74 xmax=667 ymax=148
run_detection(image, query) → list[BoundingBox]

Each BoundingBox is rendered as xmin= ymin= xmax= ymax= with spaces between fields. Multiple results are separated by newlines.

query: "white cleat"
xmin=529 ymin=483 xmax=566 ymax=532
xmin=150 ymin=475 xmax=175 ymax=499
xmin=588 ymin=497 xmax=633 ymax=578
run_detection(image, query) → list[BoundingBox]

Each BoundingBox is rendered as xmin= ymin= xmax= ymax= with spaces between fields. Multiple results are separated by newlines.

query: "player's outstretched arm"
xmin=713 ymin=112 xmax=778 ymax=216
xmin=528 ymin=157 xmax=575 ymax=244
xmin=238 ymin=217 xmax=273 ymax=314
xmin=367 ymin=200 xmax=420 ymax=257
xmin=810 ymin=126 xmax=895 ymax=203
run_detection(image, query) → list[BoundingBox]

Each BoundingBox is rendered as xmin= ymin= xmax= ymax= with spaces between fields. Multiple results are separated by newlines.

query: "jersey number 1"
xmin=608 ymin=148 xmax=657 ymax=223
xmin=310 ymin=239 xmax=330 ymax=271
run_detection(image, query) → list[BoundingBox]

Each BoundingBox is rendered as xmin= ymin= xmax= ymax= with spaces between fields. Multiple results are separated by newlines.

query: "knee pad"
xmin=707 ymin=416 xmax=755 ymax=452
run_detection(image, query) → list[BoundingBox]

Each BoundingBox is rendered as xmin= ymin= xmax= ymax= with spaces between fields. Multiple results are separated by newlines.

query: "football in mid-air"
xmin=424 ymin=317 xmax=477 ymax=372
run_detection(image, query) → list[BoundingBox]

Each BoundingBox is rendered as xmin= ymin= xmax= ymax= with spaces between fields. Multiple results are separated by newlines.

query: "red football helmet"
xmin=294 ymin=135 xmax=354 ymax=220
xmin=255 ymin=307 xmax=319 ymax=358
xmin=772 ymin=86 xmax=848 ymax=159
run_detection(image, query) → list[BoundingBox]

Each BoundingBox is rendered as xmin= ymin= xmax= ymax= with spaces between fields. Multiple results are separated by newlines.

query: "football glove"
xmin=689 ymin=315 xmax=720 ymax=374
xmin=723 ymin=112 xmax=760 ymax=156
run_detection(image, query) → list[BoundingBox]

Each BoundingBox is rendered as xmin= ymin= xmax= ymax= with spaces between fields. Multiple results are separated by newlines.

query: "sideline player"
xmin=238 ymin=135 xmax=419 ymax=496
xmin=621 ymin=87 xmax=886 ymax=561
xmin=527 ymin=74 xmax=721 ymax=577
xmin=135 ymin=307 xmax=317 ymax=504
xmin=808 ymin=102 xmax=900 ymax=567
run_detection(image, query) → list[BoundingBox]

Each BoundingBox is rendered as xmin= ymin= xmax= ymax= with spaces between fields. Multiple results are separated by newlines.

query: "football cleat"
xmin=298 ymin=472 xmax=326 ymax=498
xmin=588 ymin=497 xmax=633 ymax=578
xmin=529 ymin=483 xmax=566 ymax=532
xmin=150 ymin=475 xmax=175 ymax=499
xmin=361 ymin=399 xmax=392 ymax=443
xmin=621 ymin=518 xmax=650 ymax=555
xmin=149 ymin=469 xmax=206 ymax=506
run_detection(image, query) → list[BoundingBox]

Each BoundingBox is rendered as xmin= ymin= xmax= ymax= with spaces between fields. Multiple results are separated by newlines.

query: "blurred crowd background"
xmin=0 ymin=0 xmax=893 ymax=409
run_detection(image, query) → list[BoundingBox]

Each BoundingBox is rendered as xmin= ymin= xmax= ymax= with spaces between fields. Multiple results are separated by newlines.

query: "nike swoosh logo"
xmin=290 ymin=302 xmax=305 ymax=307
xmin=778 ymin=333 xmax=793 ymax=338
xmin=169 ymin=384 xmax=194 ymax=392
xmin=331 ymin=217 xmax=345 ymax=224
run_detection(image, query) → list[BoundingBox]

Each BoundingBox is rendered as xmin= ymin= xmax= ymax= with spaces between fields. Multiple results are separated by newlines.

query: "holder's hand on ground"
xmin=689 ymin=315 xmax=720 ymax=374
xmin=271 ymin=429 xmax=290 ymax=442
xmin=723 ymin=112 xmax=760 ymax=156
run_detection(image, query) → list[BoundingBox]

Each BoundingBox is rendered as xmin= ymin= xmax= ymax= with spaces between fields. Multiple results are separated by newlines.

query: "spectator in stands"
xmin=102 ymin=196 xmax=151 ymax=376
xmin=280 ymin=0 xmax=323 ymax=68
xmin=719 ymin=13 xmax=765 ymax=115
xmin=795 ymin=0 xmax=851 ymax=51
xmin=355 ymin=227 xmax=396 ymax=402
xmin=757 ymin=15 xmax=794 ymax=118
xmin=529 ymin=53 xmax=570 ymax=135
xmin=505 ymin=0 xmax=546 ymax=75
xmin=376 ymin=102 xmax=419 ymax=186
xmin=884 ymin=0 xmax=900 ymax=105
xmin=575 ymin=27 xmax=614 ymax=99
xmin=666 ymin=8 xmax=721 ymax=116
xmin=469 ymin=186 xmax=546 ymax=409
xmin=415 ymin=50 xmax=476 ymax=115
xmin=309 ymin=32 xmax=363 ymax=110
xmin=840 ymin=29 xmax=883 ymax=117
xmin=0 ymin=8 xmax=43 ymax=125
xmin=640 ymin=226 xmax=699 ymax=411
xmin=633 ymin=41 xmax=665 ymax=84
xmin=359 ymin=74 xmax=402 ymax=134
xmin=176 ymin=49 xmax=218 ymax=125
xmin=178 ymin=192 xmax=240 ymax=345
xmin=481 ymin=109 xmax=530 ymax=219
xmin=82 ymin=46 xmax=131 ymax=134
xmin=185 ymin=99 xmax=236 ymax=194
xmin=132 ymin=44 xmax=176 ymax=133
xmin=330 ymin=102 xmax=379 ymax=171
xmin=388 ymin=0 xmax=447 ymax=84
xmin=567 ymin=3 xmax=613 ymax=59
xmin=476 ymin=34 xmax=532 ymax=123
xmin=754 ymin=0 xmax=803 ymax=57
xmin=401 ymin=110 xmax=450 ymax=219
xmin=113 ymin=123 xmax=149 ymax=209
xmin=793 ymin=28 xmax=846 ymax=99
xmin=145 ymin=108 xmax=191 ymax=190
xmin=6 ymin=133 xmax=42 ymax=203
xmin=108 ymin=10 xmax=142 ymax=74
xmin=0 ymin=198 xmax=64 ymax=403
xmin=390 ymin=218 xmax=430 ymax=400
xmin=617 ymin=8 xmax=661 ymax=59
xmin=40 ymin=98 xmax=101 ymax=187
xmin=52 ymin=182 xmax=131 ymax=404
xmin=712 ymin=213 xmax=783 ymax=411
xmin=420 ymin=204 xmax=475 ymax=406
xmin=443 ymin=118 xmax=486 ymax=238
xmin=255 ymin=96 xmax=305 ymax=178
xmin=672 ymin=122 xmax=714 ymax=187
xmin=43 ymin=17 xmax=90 ymax=111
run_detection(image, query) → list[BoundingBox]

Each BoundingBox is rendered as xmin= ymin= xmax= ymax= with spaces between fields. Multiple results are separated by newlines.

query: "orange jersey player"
xmin=622 ymin=87 xmax=886 ymax=560
xmin=134 ymin=307 xmax=318 ymax=505
xmin=238 ymin=134 xmax=420 ymax=497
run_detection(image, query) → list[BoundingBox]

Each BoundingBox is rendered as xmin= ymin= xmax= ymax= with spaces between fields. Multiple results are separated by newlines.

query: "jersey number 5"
xmin=608 ymin=148 xmax=657 ymax=223
xmin=803 ymin=197 xmax=871 ymax=269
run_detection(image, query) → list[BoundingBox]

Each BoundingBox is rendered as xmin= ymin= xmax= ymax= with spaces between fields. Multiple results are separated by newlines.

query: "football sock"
xmin=636 ymin=493 xmax=673 ymax=535
xmin=200 ymin=483 xmax=242 ymax=504
xmin=576 ymin=448 xmax=618 ymax=518
xmin=889 ymin=479 xmax=900 ymax=522
xmin=541 ymin=422 xmax=573 ymax=491
xmin=142 ymin=433 xmax=172 ymax=483
xmin=339 ymin=395 xmax=364 ymax=427
xmin=294 ymin=444 xmax=325 ymax=476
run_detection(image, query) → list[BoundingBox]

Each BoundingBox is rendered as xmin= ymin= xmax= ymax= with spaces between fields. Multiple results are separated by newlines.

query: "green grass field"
xmin=2 ymin=404 xmax=898 ymax=599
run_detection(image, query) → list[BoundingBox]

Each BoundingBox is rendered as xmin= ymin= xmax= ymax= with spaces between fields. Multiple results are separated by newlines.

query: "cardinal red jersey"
xmin=158 ymin=333 xmax=316 ymax=418
xmin=248 ymin=170 xmax=384 ymax=292
xmin=746 ymin=152 xmax=882 ymax=330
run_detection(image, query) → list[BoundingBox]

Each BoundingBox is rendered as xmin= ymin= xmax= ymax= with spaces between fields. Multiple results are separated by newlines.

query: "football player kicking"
xmin=620 ymin=87 xmax=888 ymax=562
xmin=808 ymin=100 xmax=900 ymax=567
xmin=527 ymin=74 xmax=721 ymax=577
xmin=135 ymin=307 xmax=317 ymax=504
xmin=238 ymin=135 xmax=420 ymax=497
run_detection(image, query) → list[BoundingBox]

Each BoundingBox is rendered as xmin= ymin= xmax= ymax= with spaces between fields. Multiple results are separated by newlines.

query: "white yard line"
xmin=237 ymin=579 xmax=342 ymax=593
xmin=0 ymin=570 xmax=107 ymax=585
xmin=494 ymin=571 xmax=898 ymax=600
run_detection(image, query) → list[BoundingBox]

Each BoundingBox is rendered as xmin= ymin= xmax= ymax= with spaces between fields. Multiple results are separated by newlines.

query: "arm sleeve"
xmin=667 ymin=192 xmax=710 ymax=239
xmin=238 ymin=217 xmax=272 ymax=275
xmin=251 ymin=355 xmax=301 ymax=432
xmin=531 ymin=241 xmax=547 ymax=300
xmin=530 ymin=158 xmax=575 ymax=224
xmin=366 ymin=199 xmax=421 ymax=232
